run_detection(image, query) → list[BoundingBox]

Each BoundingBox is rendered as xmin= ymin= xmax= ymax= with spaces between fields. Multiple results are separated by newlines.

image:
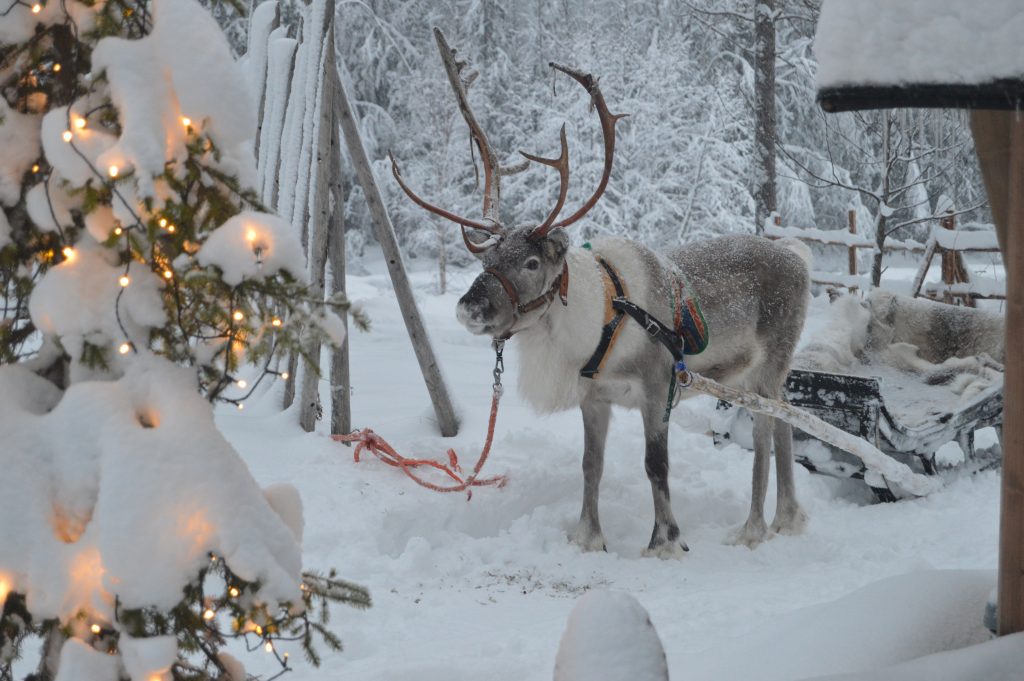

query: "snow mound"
xmin=689 ymin=570 xmax=996 ymax=681
xmin=0 ymin=357 xmax=304 ymax=625
xmin=805 ymin=630 xmax=1024 ymax=681
xmin=554 ymin=590 xmax=668 ymax=681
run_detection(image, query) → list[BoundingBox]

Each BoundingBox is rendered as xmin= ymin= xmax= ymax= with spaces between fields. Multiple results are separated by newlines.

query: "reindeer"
xmin=391 ymin=29 xmax=811 ymax=556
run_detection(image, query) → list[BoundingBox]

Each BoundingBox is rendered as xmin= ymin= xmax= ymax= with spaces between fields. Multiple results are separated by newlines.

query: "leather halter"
xmin=485 ymin=262 xmax=570 ymax=336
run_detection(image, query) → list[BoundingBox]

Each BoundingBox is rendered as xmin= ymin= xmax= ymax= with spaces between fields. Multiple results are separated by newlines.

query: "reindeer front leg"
xmin=641 ymin=397 xmax=689 ymax=558
xmin=571 ymin=398 xmax=610 ymax=552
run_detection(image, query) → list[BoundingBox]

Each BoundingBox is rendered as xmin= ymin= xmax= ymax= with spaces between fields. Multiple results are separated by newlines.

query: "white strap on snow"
xmin=683 ymin=372 xmax=943 ymax=497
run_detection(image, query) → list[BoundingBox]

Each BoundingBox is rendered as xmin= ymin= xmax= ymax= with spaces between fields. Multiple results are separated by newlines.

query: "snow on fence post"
xmin=333 ymin=59 xmax=461 ymax=437
xmin=298 ymin=0 xmax=337 ymax=433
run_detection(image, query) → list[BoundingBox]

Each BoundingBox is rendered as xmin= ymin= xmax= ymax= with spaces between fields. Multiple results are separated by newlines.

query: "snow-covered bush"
xmin=0 ymin=0 xmax=367 ymax=678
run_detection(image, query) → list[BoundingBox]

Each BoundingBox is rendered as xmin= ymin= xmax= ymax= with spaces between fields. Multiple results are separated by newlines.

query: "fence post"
xmin=847 ymin=209 xmax=857 ymax=276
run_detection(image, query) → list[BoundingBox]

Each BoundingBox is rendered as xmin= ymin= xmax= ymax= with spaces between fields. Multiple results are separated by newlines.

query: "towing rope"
xmin=331 ymin=341 xmax=509 ymax=500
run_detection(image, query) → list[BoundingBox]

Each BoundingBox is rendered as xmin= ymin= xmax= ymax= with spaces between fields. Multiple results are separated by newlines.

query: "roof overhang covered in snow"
xmin=815 ymin=0 xmax=1024 ymax=112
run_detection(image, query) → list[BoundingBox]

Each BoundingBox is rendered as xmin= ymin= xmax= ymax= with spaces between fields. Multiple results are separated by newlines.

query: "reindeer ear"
xmin=463 ymin=227 xmax=500 ymax=259
xmin=542 ymin=228 xmax=570 ymax=261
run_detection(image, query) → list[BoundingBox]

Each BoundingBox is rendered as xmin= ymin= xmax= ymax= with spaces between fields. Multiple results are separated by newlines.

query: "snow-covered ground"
xmin=218 ymin=255 xmax=1002 ymax=680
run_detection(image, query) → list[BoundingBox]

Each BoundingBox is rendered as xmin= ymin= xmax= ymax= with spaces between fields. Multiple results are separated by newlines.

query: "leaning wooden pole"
xmin=333 ymin=60 xmax=460 ymax=437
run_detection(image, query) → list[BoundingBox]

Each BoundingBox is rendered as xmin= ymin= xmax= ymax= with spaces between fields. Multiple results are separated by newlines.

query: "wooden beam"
xmin=298 ymin=7 xmax=336 ymax=433
xmin=332 ymin=60 xmax=460 ymax=437
xmin=819 ymin=81 xmax=1024 ymax=113
xmin=326 ymin=64 xmax=351 ymax=439
xmin=998 ymin=113 xmax=1024 ymax=636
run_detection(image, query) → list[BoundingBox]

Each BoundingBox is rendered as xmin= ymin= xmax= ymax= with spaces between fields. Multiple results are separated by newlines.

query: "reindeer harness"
xmin=580 ymin=254 xmax=709 ymax=380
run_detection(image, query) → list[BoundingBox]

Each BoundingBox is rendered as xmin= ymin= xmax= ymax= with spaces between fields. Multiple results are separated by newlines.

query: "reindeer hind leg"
xmin=770 ymin=418 xmax=808 ymax=535
xmin=727 ymin=411 xmax=772 ymax=548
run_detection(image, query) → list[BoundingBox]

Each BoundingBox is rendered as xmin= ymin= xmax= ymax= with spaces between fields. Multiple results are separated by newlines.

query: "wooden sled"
xmin=712 ymin=368 xmax=1003 ymax=502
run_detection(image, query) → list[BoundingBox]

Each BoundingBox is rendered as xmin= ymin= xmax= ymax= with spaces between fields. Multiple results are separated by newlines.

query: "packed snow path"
xmin=219 ymin=256 xmax=1000 ymax=680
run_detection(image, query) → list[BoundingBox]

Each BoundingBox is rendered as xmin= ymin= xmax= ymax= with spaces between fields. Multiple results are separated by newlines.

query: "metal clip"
xmin=644 ymin=316 xmax=661 ymax=337
xmin=492 ymin=338 xmax=505 ymax=391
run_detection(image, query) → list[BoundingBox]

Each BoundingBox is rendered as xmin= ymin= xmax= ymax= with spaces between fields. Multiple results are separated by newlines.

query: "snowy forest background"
xmin=220 ymin=0 xmax=989 ymax=271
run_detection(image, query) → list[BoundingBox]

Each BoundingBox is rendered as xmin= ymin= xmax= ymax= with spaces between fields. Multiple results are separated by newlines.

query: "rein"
xmin=332 ymin=341 xmax=509 ymax=499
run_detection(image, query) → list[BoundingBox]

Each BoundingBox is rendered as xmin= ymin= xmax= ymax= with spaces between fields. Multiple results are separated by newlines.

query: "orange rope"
xmin=331 ymin=390 xmax=507 ymax=500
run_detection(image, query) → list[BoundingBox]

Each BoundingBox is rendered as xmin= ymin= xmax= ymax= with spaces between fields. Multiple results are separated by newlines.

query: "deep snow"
xmin=216 ymin=255 xmax=1002 ymax=680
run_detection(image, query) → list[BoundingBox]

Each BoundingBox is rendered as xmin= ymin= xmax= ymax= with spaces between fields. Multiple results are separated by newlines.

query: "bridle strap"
xmin=485 ymin=261 xmax=570 ymax=321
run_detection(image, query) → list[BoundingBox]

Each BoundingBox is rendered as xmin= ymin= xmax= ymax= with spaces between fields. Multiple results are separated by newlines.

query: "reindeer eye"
xmin=524 ymin=258 xmax=541 ymax=271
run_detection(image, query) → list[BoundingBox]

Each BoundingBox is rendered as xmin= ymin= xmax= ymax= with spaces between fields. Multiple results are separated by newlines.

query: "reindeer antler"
xmin=529 ymin=63 xmax=627 ymax=239
xmin=387 ymin=28 xmax=507 ymax=237
xmin=389 ymin=31 xmax=625 ymax=249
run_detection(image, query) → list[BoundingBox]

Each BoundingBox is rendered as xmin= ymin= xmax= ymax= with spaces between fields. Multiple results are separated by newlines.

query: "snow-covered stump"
xmin=554 ymin=590 xmax=668 ymax=681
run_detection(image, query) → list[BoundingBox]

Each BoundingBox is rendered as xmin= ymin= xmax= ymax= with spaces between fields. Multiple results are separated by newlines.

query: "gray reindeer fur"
xmin=457 ymin=228 xmax=811 ymax=556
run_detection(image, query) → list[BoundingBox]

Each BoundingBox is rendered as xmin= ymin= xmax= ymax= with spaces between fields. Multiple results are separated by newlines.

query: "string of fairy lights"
xmin=15 ymin=0 xmax=307 ymax=408
xmin=73 ymin=552 xmax=363 ymax=681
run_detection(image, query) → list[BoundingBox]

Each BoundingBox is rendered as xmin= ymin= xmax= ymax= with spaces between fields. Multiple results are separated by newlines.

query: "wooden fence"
xmin=766 ymin=211 xmax=1004 ymax=304
xmin=247 ymin=0 xmax=460 ymax=436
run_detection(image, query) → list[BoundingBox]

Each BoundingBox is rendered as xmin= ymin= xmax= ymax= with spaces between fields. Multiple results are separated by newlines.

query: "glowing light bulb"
xmin=62 ymin=130 xmax=73 ymax=142
xmin=283 ymin=652 xmax=289 ymax=661
xmin=229 ymin=587 xmax=240 ymax=598
xmin=61 ymin=246 xmax=75 ymax=260
xmin=236 ymin=379 xmax=248 ymax=389
xmin=232 ymin=310 xmax=244 ymax=322
xmin=264 ymin=642 xmax=273 ymax=653
xmin=118 ymin=342 xmax=131 ymax=355
xmin=31 ymin=3 xmax=41 ymax=14
xmin=254 ymin=625 xmax=263 ymax=635
xmin=281 ymin=372 xmax=289 ymax=380
xmin=74 ymin=116 xmax=86 ymax=130
xmin=113 ymin=226 xmax=123 ymax=236
xmin=202 ymin=609 xmax=215 ymax=620
xmin=181 ymin=116 xmax=191 ymax=128
xmin=245 ymin=229 xmax=257 ymax=243
xmin=158 ymin=218 xmax=167 ymax=228
xmin=271 ymin=317 xmax=282 ymax=327
xmin=108 ymin=165 xmax=119 ymax=178
xmin=90 ymin=624 xmax=101 ymax=634
xmin=237 ymin=403 xmax=245 ymax=411
xmin=31 ymin=164 xmax=40 ymax=173
xmin=52 ymin=63 xmax=61 ymax=72
xmin=163 ymin=269 xmax=173 ymax=279
xmin=118 ymin=274 xmax=130 ymax=287
xmin=167 ymin=225 xmax=176 ymax=233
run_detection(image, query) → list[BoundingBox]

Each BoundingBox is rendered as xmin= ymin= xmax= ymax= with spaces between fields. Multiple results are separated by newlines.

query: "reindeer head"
xmin=390 ymin=28 xmax=624 ymax=340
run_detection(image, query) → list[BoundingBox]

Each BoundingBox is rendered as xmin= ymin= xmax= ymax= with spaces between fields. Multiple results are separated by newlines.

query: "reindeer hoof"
xmin=726 ymin=521 xmax=770 ymax=549
xmin=771 ymin=507 xmax=809 ymax=536
xmin=642 ymin=540 xmax=689 ymax=560
xmin=569 ymin=525 xmax=607 ymax=553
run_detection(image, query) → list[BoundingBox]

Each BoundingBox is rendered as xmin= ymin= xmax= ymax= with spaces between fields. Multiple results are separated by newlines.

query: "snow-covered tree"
xmin=0 ymin=0 xmax=366 ymax=678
